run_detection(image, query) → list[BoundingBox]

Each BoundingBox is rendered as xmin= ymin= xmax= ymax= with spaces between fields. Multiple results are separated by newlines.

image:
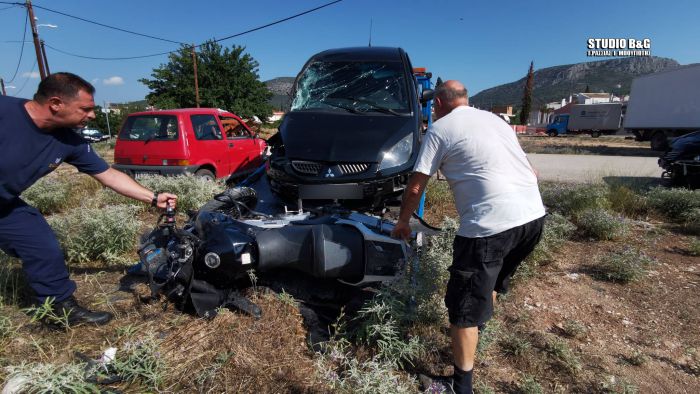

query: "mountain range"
xmin=469 ymin=56 xmax=681 ymax=109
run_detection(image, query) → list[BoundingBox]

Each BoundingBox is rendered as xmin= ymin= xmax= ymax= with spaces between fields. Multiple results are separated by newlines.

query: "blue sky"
xmin=1 ymin=0 xmax=698 ymax=105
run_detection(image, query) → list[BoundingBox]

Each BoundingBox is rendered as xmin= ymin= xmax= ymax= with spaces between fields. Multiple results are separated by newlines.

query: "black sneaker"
xmin=418 ymin=374 xmax=456 ymax=393
xmin=49 ymin=296 xmax=113 ymax=327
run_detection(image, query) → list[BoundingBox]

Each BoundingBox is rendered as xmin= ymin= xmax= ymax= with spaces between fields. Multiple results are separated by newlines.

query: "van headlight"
xmin=378 ymin=133 xmax=413 ymax=171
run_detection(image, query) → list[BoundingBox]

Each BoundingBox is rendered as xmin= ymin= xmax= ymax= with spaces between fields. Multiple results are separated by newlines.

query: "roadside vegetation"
xmin=1 ymin=166 xmax=699 ymax=392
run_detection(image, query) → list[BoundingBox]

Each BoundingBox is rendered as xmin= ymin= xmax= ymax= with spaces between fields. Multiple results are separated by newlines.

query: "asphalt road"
xmin=527 ymin=153 xmax=662 ymax=183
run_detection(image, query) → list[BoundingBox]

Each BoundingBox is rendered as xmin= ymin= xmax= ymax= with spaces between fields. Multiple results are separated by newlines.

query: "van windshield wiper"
xmin=347 ymin=97 xmax=402 ymax=116
xmin=322 ymin=101 xmax=361 ymax=114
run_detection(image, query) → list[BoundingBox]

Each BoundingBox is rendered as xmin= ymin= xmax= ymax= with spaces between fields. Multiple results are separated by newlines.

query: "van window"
xmin=191 ymin=114 xmax=223 ymax=140
xmin=220 ymin=117 xmax=249 ymax=139
xmin=291 ymin=61 xmax=410 ymax=114
xmin=120 ymin=115 xmax=179 ymax=141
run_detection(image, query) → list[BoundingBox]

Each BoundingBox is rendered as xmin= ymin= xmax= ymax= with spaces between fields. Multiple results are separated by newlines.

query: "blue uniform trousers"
xmin=0 ymin=199 xmax=75 ymax=302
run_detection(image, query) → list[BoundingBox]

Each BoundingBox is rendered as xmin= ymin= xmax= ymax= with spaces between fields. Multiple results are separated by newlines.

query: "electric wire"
xmin=14 ymin=58 xmax=36 ymax=96
xmin=43 ymin=0 xmax=343 ymax=61
xmin=0 ymin=4 xmax=18 ymax=11
xmin=30 ymin=3 xmax=185 ymax=45
xmin=7 ymin=7 xmax=28 ymax=84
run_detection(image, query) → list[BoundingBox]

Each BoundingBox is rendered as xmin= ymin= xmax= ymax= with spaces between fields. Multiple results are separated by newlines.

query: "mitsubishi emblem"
xmin=324 ymin=168 xmax=335 ymax=178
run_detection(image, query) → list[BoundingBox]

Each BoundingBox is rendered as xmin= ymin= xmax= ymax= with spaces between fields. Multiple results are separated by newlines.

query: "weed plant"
xmin=540 ymin=182 xmax=609 ymax=217
xmin=0 ymin=314 xmax=13 ymax=342
xmin=646 ymin=187 xmax=700 ymax=221
xmin=575 ymin=208 xmax=629 ymax=240
xmin=561 ymin=319 xmax=587 ymax=339
xmin=0 ymin=254 xmax=26 ymax=307
xmin=499 ymin=332 xmax=532 ymax=357
xmin=518 ymin=374 xmax=544 ymax=394
xmin=607 ymin=185 xmax=648 ymax=218
xmin=687 ymin=237 xmax=700 ymax=256
xmin=545 ymin=336 xmax=582 ymax=375
xmin=21 ymin=177 xmax=72 ymax=214
xmin=48 ymin=204 xmax=142 ymax=266
xmin=477 ymin=320 xmax=502 ymax=358
xmin=3 ymin=362 xmax=101 ymax=393
xmin=113 ymin=334 xmax=168 ymax=389
xmin=99 ymin=174 xmax=223 ymax=213
xmin=595 ymin=247 xmax=655 ymax=283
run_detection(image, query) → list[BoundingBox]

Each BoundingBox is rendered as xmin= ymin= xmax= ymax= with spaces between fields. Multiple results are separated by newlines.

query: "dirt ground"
xmin=2 ymin=137 xmax=699 ymax=393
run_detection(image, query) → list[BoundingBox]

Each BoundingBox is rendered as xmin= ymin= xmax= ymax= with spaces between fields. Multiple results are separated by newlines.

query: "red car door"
xmin=221 ymin=117 xmax=260 ymax=176
xmin=189 ymin=114 xmax=231 ymax=177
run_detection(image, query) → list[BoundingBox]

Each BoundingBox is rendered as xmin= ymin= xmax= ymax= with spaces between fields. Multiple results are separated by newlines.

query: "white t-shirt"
xmin=414 ymin=106 xmax=545 ymax=238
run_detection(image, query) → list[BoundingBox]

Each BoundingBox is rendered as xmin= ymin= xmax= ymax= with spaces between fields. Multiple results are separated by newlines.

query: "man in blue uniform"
xmin=0 ymin=72 xmax=178 ymax=327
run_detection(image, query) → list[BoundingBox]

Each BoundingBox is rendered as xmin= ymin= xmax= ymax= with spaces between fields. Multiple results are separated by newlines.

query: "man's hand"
xmin=155 ymin=192 xmax=178 ymax=209
xmin=391 ymin=219 xmax=412 ymax=240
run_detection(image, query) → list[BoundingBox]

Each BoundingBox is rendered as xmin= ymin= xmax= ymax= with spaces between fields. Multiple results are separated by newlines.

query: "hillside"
xmin=470 ymin=56 xmax=680 ymax=109
xmin=265 ymin=77 xmax=295 ymax=111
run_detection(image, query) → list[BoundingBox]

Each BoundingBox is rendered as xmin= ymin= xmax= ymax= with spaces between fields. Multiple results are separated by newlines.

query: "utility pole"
xmin=104 ymin=101 xmax=112 ymax=138
xmin=1 ymin=79 xmax=6 ymax=95
xmin=191 ymin=44 xmax=200 ymax=108
xmin=40 ymin=39 xmax=50 ymax=75
xmin=26 ymin=0 xmax=47 ymax=80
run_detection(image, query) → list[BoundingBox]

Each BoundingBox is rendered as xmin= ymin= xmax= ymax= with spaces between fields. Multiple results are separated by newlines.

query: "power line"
xmin=43 ymin=0 xmax=343 ymax=61
xmin=30 ymin=3 xmax=185 ymax=45
xmin=7 ymin=7 xmax=28 ymax=84
xmin=0 ymin=4 xmax=18 ymax=11
xmin=14 ymin=58 xmax=36 ymax=96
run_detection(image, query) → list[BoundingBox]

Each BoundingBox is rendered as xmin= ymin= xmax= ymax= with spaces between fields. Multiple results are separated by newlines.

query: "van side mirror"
xmin=420 ymin=89 xmax=434 ymax=104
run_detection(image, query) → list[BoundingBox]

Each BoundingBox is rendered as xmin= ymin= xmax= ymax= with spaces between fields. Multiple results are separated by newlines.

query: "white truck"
xmin=546 ymin=103 xmax=622 ymax=137
xmin=625 ymin=64 xmax=700 ymax=150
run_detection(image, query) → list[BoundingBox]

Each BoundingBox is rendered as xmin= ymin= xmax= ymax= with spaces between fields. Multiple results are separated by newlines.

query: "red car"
xmin=113 ymin=108 xmax=266 ymax=181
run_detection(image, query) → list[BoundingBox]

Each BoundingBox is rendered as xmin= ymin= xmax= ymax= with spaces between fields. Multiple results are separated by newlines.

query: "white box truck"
xmin=625 ymin=64 xmax=700 ymax=150
xmin=545 ymin=103 xmax=622 ymax=137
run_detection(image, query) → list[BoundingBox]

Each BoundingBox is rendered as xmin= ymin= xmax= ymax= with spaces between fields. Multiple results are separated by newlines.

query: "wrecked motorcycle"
xmin=137 ymin=186 xmax=414 ymax=318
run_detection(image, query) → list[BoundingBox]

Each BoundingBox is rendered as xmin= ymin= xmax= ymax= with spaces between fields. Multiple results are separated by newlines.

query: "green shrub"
xmin=518 ymin=374 xmax=544 ymax=394
xmin=0 ymin=314 xmax=14 ymax=342
xmin=594 ymin=247 xmax=655 ymax=284
xmin=646 ymin=187 xmax=700 ymax=221
xmin=545 ymin=336 xmax=582 ymax=375
xmin=21 ymin=177 xmax=72 ymax=214
xmin=561 ymin=319 xmax=587 ymax=339
xmin=608 ymin=184 xmax=648 ymax=218
xmin=680 ymin=208 xmax=700 ymax=234
xmin=113 ymin=335 xmax=168 ymax=389
xmin=3 ymin=362 xmax=101 ymax=393
xmin=514 ymin=213 xmax=575 ymax=282
xmin=354 ymin=296 xmax=423 ymax=368
xmin=99 ymin=174 xmax=224 ymax=213
xmin=687 ymin=237 xmax=700 ymax=256
xmin=48 ymin=204 xmax=142 ymax=266
xmin=540 ymin=182 xmax=609 ymax=217
xmin=575 ymin=208 xmax=628 ymax=241
xmin=499 ymin=332 xmax=532 ymax=357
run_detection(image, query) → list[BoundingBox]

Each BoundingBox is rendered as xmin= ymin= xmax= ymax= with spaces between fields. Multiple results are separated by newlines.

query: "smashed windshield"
xmin=291 ymin=61 xmax=411 ymax=114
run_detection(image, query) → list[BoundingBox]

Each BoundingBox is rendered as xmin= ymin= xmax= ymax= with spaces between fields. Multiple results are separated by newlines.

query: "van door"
xmin=189 ymin=114 xmax=230 ymax=177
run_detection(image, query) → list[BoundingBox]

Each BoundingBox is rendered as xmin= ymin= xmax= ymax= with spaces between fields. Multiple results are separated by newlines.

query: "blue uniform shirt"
xmin=0 ymin=95 xmax=109 ymax=205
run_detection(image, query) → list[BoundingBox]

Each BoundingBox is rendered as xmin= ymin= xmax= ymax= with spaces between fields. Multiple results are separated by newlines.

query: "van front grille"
xmin=338 ymin=163 xmax=370 ymax=175
xmin=291 ymin=161 xmax=322 ymax=175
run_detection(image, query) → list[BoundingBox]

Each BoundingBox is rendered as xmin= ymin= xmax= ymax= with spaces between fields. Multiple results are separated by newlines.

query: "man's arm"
xmin=390 ymin=172 xmax=431 ymax=239
xmin=92 ymin=168 xmax=177 ymax=208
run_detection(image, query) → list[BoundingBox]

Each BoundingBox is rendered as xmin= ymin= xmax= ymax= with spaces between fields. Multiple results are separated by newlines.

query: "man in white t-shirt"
xmin=392 ymin=80 xmax=545 ymax=394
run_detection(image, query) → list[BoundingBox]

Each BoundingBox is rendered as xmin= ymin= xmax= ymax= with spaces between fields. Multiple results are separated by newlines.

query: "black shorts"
xmin=444 ymin=216 xmax=545 ymax=328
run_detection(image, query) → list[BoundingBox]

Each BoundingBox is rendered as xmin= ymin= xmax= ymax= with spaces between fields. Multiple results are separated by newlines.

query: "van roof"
xmin=311 ymin=47 xmax=405 ymax=62
xmin=128 ymin=108 xmax=241 ymax=118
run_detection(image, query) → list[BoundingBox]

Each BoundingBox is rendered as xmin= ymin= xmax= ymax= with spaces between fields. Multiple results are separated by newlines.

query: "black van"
xmin=267 ymin=47 xmax=432 ymax=210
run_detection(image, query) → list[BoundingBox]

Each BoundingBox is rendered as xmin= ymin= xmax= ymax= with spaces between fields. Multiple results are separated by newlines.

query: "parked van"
xmin=113 ymin=108 xmax=266 ymax=181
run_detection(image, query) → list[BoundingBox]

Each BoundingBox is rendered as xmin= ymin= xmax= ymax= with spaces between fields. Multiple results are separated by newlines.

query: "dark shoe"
xmin=49 ymin=296 xmax=113 ymax=327
xmin=418 ymin=374 xmax=455 ymax=394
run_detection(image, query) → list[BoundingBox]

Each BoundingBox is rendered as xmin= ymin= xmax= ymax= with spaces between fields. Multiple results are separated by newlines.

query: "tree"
xmin=140 ymin=41 xmax=272 ymax=121
xmin=87 ymin=101 xmax=147 ymax=135
xmin=435 ymin=77 xmax=444 ymax=88
xmin=584 ymin=84 xmax=591 ymax=93
xmin=519 ymin=61 xmax=534 ymax=125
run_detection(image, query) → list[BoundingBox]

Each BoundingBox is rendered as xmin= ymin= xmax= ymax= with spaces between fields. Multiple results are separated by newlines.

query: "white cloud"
xmin=103 ymin=76 xmax=125 ymax=86
xmin=22 ymin=71 xmax=40 ymax=79
xmin=91 ymin=78 xmax=99 ymax=84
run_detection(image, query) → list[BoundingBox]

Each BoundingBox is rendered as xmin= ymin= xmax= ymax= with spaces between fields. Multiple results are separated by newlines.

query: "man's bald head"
xmin=434 ymin=80 xmax=468 ymax=119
